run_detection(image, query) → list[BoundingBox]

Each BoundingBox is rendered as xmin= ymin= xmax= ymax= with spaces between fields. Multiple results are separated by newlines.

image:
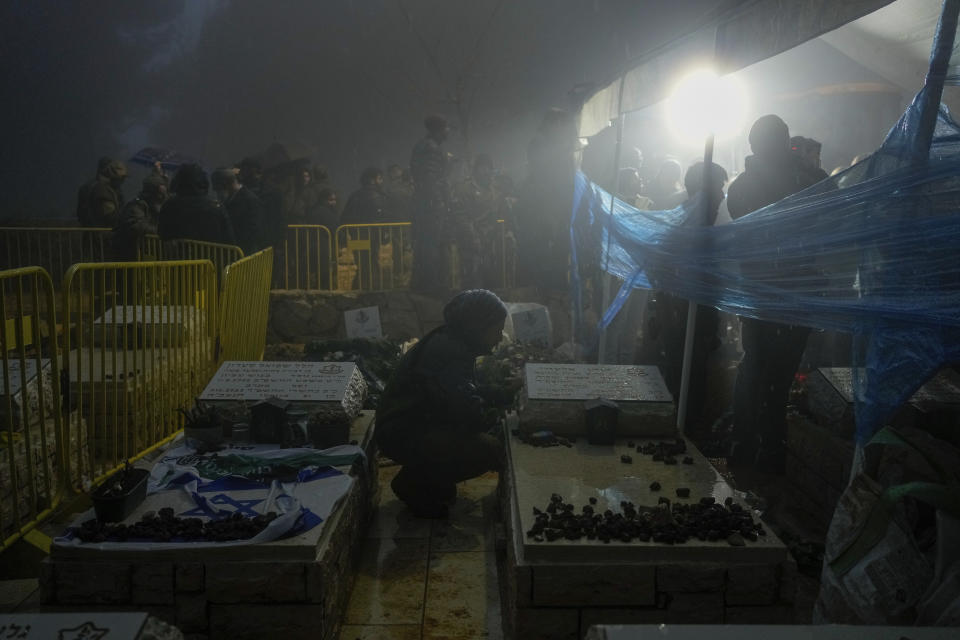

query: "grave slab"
xmin=199 ymin=360 xmax=367 ymax=423
xmin=507 ymin=431 xmax=786 ymax=565
xmin=501 ymin=427 xmax=793 ymax=631
xmin=43 ymin=411 xmax=377 ymax=640
xmin=585 ymin=624 xmax=960 ymax=640
xmin=518 ymin=363 xmax=675 ymax=437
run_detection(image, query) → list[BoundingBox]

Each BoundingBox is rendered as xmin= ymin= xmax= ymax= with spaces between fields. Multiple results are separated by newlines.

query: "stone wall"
xmin=783 ymin=415 xmax=855 ymax=534
xmin=267 ymin=287 xmax=574 ymax=346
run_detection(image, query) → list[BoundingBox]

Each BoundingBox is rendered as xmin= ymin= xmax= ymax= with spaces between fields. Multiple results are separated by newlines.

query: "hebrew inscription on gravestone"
xmin=524 ymin=363 xmax=672 ymax=402
xmin=200 ymin=361 xmax=358 ymax=403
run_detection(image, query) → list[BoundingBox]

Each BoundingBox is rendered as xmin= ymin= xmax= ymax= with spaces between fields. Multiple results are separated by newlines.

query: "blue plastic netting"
xmin=572 ymin=86 xmax=960 ymax=445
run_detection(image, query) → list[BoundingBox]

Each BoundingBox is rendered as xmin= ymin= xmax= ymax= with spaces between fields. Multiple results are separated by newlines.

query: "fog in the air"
xmin=0 ymin=0 xmax=730 ymax=219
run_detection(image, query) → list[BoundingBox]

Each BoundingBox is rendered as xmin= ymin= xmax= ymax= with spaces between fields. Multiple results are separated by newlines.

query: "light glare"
xmin=666 ymin=69 xmax=747 ymax=146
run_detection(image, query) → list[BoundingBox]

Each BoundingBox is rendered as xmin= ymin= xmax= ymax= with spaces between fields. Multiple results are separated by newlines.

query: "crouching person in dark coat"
xmin=376 ymin=289 xmax=507 ymax=518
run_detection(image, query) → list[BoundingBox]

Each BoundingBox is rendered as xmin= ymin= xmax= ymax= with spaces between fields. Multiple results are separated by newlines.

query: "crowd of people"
xmin=76 ymin=115 xmax=519 ymax=291
xmin=610 ymin=114 xmax=831 ymax=475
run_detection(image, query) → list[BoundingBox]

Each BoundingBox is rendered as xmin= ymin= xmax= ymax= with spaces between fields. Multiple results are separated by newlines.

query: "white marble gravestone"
xmin=0 ymin=358 xmax=54 ymax=428
xmin=93 ymin=305 xmax=202 ymax=347
xmin=1 ymin=358 xmax=49 ymax=398
xmin=807 ymin=366 xmax=960 ymax=437
xmin=199 ymin=361 xmax=367 ymax=423
xmin=518 ymin=363 xmax=676 ymax=437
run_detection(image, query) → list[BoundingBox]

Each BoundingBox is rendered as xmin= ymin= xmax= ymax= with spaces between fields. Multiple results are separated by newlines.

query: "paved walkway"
xmin=341 ymin=466 xmax=504 ymax=640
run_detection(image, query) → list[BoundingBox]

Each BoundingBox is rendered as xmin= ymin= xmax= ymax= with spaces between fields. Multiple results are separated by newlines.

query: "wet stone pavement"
xmin=341 ymin=466 xmax=504 ymax=639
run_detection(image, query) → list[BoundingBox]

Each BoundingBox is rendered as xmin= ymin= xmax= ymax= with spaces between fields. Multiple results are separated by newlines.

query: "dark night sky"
xmin=0 ymin=0 xmax=729 ymax=219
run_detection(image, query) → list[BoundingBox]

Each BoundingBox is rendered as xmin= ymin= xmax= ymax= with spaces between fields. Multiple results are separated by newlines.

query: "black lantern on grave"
xmin=251 ymin=396 xmax=289 ymax=444
xmin=585 ymin=398 xmax=619 ymax=445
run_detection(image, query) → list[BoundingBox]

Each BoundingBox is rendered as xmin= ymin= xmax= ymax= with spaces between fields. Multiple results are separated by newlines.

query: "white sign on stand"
xmin=512 ymin=308 xmax=550 ymax=345
xmin=505 ymin=302 xmax=551 ymax=346
xmin=344 ymin=306 xmax=383 ymax=339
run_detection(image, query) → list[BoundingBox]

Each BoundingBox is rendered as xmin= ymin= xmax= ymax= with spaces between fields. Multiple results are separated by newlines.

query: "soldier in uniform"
xmin=112 ymin=174 xmax=168 ymax=260
xmin=452 ymin=154 xmax=504 ymax=288
xmin=78 ymin=158 xmax=127 ymax=228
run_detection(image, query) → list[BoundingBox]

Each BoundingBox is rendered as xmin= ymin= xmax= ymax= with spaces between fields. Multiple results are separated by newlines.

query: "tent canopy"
xmin=579 ymin=0 xmax=958 ymax=137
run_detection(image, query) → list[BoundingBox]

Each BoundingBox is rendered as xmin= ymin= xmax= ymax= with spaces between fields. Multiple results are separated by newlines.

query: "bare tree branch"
xmin=462 ymin=0 xmax=506 ymax=77
xmin=395 ymin=0 xmax=455 ymax=103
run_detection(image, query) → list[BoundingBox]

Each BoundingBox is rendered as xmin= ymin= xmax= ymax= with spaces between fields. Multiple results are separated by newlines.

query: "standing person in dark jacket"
xmin=158 ymin=164 xmax=235 ymax=245
xmin=307 ymin=188 xmax=340 ymax=230
xmin=340 ymin=167 xmax=391 ymax=224
xmin=656 ymin=161 xmax=727 ymax=432
xmin=726 ymin=115 xmax=824 ymax=473
xmin=112 ymin=174 xmax=168 ymax=260
xmin=376 ymin=289 xmax=507 ymax=518
xmin=646 ymin=159 xmax=686 ymax=210
xmin=212 ymin=168 xmax=264 ymax=255
xmin=410 ymin=115 xmax=452 ymax=292
xmin=239 ymin=157 xmax=285 ymax=248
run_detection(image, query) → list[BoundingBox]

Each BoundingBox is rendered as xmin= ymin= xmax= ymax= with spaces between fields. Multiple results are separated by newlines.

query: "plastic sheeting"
xmin=573 ymin=86 xmax=960 ymax=445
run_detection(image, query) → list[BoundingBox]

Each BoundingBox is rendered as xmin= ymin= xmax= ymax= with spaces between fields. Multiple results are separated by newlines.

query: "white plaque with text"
xmin=200 ymin=361 xmax=359 ymax=403
xmin=524 ymin=363 xmax=672 ymax=402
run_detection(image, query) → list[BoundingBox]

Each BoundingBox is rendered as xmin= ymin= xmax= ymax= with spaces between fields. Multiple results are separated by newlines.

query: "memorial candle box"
xmin=518 ymin=363 xmax=676 ymax=437
xmin=199 ymin=361 xmax=367 ymax=425
xmin=806 ymin=366 xmax=960 ymax=438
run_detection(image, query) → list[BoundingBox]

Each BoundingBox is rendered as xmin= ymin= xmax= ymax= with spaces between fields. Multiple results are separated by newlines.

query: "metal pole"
xmin=598 ymin=76 xmax=628 ymax=364
xmin=912 ymin=0 xmax=960 ymax=161
xmin=676 ymin=134 xmax=714 ymax=433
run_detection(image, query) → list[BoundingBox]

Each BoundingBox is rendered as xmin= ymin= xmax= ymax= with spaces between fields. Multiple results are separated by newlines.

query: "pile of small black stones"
xmin=621 ymin=438 xmax=695 ymax=466
xmin=75 ymin=507 xmax=278 ymax=543
xmin=527 ymin=493 xmax=766 ymax=546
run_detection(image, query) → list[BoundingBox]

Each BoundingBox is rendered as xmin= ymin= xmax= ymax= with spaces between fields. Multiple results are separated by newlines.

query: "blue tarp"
xmin=573 ymin=85 xmax=960 ymax=445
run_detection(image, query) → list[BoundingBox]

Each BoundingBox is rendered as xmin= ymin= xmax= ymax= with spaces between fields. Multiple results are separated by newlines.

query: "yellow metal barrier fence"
xmin=335 ymin=223 xmax=414 ymax=291
xmin=61 ymin=260 xmax=219 ymax=487
xmin=0 ymin=227 xmax=112 ymax=287
xmin=1 ymin=267 xmax=63 ymax=551
xmin=278 ymin=220 xmax=514 ymax=291
xmin=165 ymin=239 xmax=243 ymax=288
xmin=281 ymin=225 xmax=334 ymax=290
xmin=138 ymin=233 xmax=164 ymax=261
xmin=219 ymin=247 xmax=274 ymax=362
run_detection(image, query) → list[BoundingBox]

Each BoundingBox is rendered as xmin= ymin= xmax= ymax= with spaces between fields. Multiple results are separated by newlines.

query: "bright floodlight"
xmin=666 ymin=69 xmax=747 ymax=146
